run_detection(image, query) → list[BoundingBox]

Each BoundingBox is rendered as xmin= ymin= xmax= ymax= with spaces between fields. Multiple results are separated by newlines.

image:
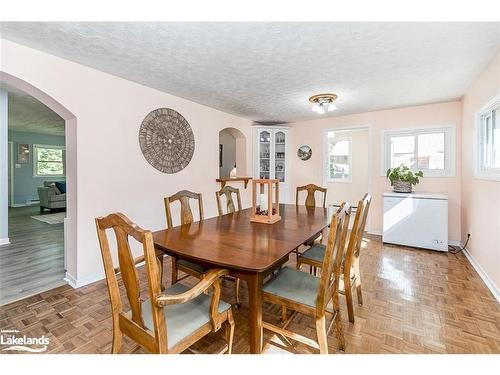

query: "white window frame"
xmin=474 ymin=93 xmax=500 ymax=181
xmin=326 ymin=135 xmax=353 ymax=183
xmin=33 ymin=144 xmax=66 ymax=178
xmin=381 ymin=125 xmax=456 ymax=177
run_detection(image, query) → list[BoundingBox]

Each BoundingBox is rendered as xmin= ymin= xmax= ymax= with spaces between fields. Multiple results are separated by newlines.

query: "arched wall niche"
xmin=218 ymin=127 xmax=247 ymax=178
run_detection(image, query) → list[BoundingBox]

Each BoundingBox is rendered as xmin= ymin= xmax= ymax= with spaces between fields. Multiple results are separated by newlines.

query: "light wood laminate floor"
xmin=0 ymin=206 xmax=65 ymax=306
xmin=0 ymin=234 xmax=499 ymax=354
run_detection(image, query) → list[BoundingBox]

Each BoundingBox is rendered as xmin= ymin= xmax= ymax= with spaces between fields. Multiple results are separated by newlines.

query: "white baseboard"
xmin=462 ymin=248 xmax=500 ymax=303
xmin=64 ymin=260 xmax=146 ymax=289
xmin=367 ymin=229 xmax=382 ymax=236
xmin=64 ymin=272 xmax=77 ymax=288
xmin=0 ymin=237 xmax=10 ymax=246
xmin=10 ymin=201 xmax=39 ymax=208
xmin=64 ymin=271 xmax=104 ymax=289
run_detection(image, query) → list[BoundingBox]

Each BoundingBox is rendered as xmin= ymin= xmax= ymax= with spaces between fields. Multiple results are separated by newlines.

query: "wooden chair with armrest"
xmin=215 ymin=185 xmax=243 ymax=308
xmin=95 ymin=212 xmax=234 ymax=354
xmin=297 ymin=193 xmax=372 ymax=323
xmin=261 ymin=203 xmax=351 ymax=354
xmin=164 ymin=190 xmax=206 ymax=285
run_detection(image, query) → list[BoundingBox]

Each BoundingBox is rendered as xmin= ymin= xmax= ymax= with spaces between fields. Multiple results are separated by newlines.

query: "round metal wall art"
xmin=297 ymin=145 xmax=312 ymax=161
xmin=139 ymin=108 xmax=195 ymax=174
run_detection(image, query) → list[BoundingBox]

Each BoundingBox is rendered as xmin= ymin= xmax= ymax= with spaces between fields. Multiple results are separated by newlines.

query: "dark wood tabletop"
xmin=152 ymin=203 xmax=329 ymax=354
xmin=152 ymin=204 xmax=329 ymax=273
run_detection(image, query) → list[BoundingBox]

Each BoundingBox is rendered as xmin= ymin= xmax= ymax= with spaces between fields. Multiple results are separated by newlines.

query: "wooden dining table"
xmin=152 ymin=203 xmax=330 ymax=354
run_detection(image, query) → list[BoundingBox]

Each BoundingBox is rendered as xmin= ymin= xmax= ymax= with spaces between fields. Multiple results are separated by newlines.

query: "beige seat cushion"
xmin=301 ymin=243 xmax=326 ymax=263
xmin=141 ymin=283 xmax=231 ymax=349
xmin=262 ymin=267 xmax=319 ymax=308
xmin=301 ymin=244 xmax=352 ymax=273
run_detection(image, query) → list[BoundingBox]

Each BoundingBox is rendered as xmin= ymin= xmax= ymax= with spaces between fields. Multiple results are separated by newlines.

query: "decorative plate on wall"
xmin=297 ymin=145 xmax=312 ymax=161
xmin=139 ymin=108 xmax=195 ymax=174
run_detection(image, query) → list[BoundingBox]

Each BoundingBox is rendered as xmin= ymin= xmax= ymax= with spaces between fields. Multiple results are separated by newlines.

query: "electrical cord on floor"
xmin=449 ymin=233 xmax=470 ymax=254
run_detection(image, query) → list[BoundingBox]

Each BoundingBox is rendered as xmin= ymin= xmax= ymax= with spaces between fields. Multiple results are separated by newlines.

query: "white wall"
xmin=0 ymin=89 xmax=8 ymax=244
xmin=288 ymin=101 xmax=462 ymax=241
xmin=461 ymin=51 xmax=500 ymax=297
xmin=0 ymin=39 xmax=253 ymax=286
xmin=323 ymin=128 xmax=370 ymax=206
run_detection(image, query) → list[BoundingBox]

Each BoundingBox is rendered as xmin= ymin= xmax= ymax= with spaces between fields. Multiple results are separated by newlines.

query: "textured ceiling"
xmin=0 ymin=22 xmax=499 ymax=123
xmin=1 ymin=83 xmax=65 ymax=136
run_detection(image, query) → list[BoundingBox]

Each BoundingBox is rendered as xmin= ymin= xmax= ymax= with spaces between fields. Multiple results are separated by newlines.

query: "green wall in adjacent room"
xmin=8 ymin=131 xmax=65 ymax=206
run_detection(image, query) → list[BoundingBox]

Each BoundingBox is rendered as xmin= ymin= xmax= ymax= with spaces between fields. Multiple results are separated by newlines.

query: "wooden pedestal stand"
xmin=250 ymin=179 xmax=281 ymax=224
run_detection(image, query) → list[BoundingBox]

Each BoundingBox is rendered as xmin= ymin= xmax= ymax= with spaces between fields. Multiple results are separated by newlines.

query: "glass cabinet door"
xmin=274 ymin=131 xmax=286 ymax=182
xmin=259 ymin=130 xmax=271 ymax=179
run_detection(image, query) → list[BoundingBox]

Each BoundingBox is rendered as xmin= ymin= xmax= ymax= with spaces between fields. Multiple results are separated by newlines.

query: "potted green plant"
xmin=386 ymin=165 xmax=423 ymax=193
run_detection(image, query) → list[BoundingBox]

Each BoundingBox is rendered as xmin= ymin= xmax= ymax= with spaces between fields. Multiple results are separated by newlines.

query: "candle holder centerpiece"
xmin=250 ymin=179 xmax=281 ymax=224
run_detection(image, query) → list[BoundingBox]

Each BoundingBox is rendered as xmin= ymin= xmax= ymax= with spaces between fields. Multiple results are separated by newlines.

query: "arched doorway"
xmin=0 ymin=71 xmax=78 ymax=293
xmin=218 ymin=127 xmax=247 ymax=178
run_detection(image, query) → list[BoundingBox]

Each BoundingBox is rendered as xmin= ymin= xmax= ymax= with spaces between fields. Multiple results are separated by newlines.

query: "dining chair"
xmin=215 ymin=185 xmax=242 ymax=308
xmin=295 ymin=184 xmax=328 ymax=209
xmin=292 ymin=184 xmax=328 ymax=262
xmin=216 ymin=185 xmax=242 ymax=216
xmin=261 ymin=203 xmax=351 ymax=354
xmin=164 ymin=190 xmax=206 ymax=285
xmin=296 ymin=193 xmax=372 ymax=323
xmin=95 ymin=212 xmax=235 ymax=354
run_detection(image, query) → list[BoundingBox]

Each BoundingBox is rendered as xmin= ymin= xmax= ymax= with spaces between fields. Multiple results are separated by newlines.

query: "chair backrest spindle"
xmin=343 ymin=193 xmax=372 ymax=278
xmin=315 ymin=202 xmax=351 ymax=315
xmin=354 ymin=193 xmax=371 ymax=258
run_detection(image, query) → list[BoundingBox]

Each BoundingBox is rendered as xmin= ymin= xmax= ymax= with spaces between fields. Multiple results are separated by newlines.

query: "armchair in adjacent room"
xmin=37 ymin=181 xmax=66 ymax=212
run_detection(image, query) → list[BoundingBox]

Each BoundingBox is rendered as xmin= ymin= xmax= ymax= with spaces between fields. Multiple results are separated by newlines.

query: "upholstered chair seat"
xmin=300 ymin=244 xmax=327 ymax=264
xmin=297 ymin=194 xmax=372 ymax=324
xmin=262 ymin=267 xmax=320 ymax=308
xmin=301 ymin=243 xmax=356 ymax=274
xmin=261 ymin=204 xmax=351 ymax=354
xmin=141 ymin=283 xmax=231 ymax=350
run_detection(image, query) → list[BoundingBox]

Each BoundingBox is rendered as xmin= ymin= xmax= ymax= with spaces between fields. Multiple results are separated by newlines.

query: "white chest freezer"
xmin=382 ymin=192 xmax=448 ymax=251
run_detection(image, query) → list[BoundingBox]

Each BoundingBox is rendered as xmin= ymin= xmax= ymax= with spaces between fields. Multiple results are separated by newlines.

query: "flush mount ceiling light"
xmin=309 ymin=93 xmax=338 ymax=114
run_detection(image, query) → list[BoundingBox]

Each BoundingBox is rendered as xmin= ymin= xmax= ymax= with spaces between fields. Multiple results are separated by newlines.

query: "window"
xmin=327 ymin=133 xmax=352 ymax=182
xmin=33 ymin=144 xmax=65 ymax=177
xmin=382 ymin=125 xmax=455 ymax=177
xmin=475 ymin=95 xmax=500 ymax=180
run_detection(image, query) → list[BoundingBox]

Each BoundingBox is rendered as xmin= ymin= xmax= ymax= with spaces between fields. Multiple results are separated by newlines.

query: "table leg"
xmin=246 ymin=273 xmax=263 ymax=354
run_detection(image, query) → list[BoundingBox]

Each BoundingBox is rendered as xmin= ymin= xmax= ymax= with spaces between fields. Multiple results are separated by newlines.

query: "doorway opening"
xmin=0 ymin=72 xmax=77 ymax=306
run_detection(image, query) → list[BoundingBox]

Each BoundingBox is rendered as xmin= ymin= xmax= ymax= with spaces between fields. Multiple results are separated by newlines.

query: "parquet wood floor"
xmin=1 ymin=235 xmax=499 ymax=354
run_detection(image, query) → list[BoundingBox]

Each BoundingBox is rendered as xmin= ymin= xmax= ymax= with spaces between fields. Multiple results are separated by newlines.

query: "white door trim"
xmin=8 ymin=141 xmax=14 ymax=207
